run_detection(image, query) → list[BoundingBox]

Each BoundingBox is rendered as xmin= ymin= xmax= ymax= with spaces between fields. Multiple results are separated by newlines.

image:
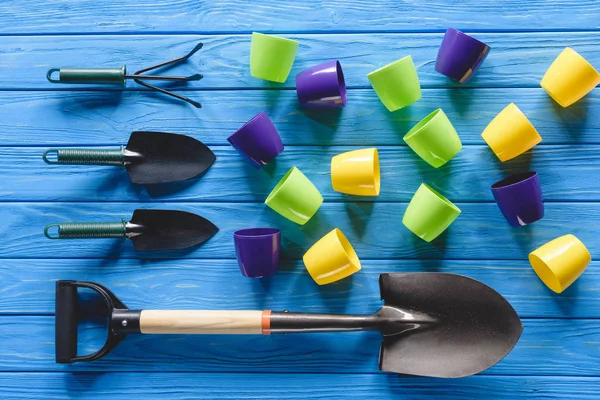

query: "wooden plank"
xmin=0 ymin=316 xmax=598 ymax=375
xmin=1 ymin=0 xmax=599 ymax=33
xmin=0 ymin=202 xmax=597 ymax=260
xmin=2 ymin=145 xmax=600 ymax=202
xmin=0 ymin=32 xmax=599 ymax=90
xmin=1 ymin=374 xmax=598 ymax=400
xmin=0 ymin=89 xmax=596 ymax=147
xmin=0 ymin=259 xmax=597 ymax=317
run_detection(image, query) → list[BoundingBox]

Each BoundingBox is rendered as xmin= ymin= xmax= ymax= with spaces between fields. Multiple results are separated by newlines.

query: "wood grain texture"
xmin=1 ymin=374 xmax=599 ymax=400
xmin=0 ymin=89 xmax=595 ymax=147
xmin=0 ymin=202 xmax=596 ymax=260
xmin=1 ymin=1 xmax=600 ymax=398
xmin=1 ymin=33 xmax=599 ymax=90
xmin=2 ymin=145 xmax=600 ymax=202
xmin=1 ymin=316 xmax=599 ymax=375
xmin=139 ymin=310 xmax=264 ymax=334
xmin=1 ymin=259 xmax=597 ymax=317
xmin=1 ymin=0 xmax=600 ymax=33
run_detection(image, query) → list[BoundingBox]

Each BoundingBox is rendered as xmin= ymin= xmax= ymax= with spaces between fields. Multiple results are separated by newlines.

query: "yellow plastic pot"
xmin=529 ymin=234 xmax=591 ymax=293
xmin=331 ymin=148 xmax=380 ymax=196
xmin=303 ymin=228 xmax=361 ymax=285
xmin=541 ymin=47 xmax=600 ymax=108
xmin=481 ymin=103 xmax=542 ymax=162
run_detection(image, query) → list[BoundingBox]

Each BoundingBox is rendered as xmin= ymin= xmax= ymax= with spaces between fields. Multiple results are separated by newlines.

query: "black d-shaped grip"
xmin=55 ymin=280 xmax=140 ymax=363
xmin=55 ymin=281 xmax=78 ymax=363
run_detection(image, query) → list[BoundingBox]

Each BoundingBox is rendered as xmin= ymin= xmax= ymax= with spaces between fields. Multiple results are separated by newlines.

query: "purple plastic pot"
xmin=227 ymin=112 xmax=284 ymax=168
xmin=435 ymin=28 xmax=490 ymax=83
xmin=233 ymin=228 xmax=281 ymax=278
xmin=296 ymin=60 xmax=347 ymax=108
xmin=491 ymin=172 xmax=544 ymax=227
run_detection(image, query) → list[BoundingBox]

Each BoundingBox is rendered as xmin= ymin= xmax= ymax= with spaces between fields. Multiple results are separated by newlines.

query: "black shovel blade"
xmin=125 ymin=131 xmax=216 ymax=185
xmin=377 ymin=273 xmax=522 ymax=378
xmin=129 ymin=209 xmax=219 ymax=251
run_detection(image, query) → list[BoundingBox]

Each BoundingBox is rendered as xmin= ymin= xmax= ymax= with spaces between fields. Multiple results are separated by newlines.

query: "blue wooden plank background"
xmin=0 ymin=1 xmax=599 ymax=399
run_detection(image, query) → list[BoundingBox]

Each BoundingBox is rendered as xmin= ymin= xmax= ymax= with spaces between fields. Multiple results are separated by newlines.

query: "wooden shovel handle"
xmin=139 ymin=310 xmax=270 ymax=334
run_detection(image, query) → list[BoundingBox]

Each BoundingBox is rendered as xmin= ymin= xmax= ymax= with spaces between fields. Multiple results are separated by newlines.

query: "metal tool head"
xmin=129 ymin=209 xmax=219 ymax=251
xmin=377 ymin=273 xmax=523 ymax=378
xmin=125 ymin=131 xmax=216 ymax=185
xmin=55 ymin=280 xmax=132 ymax=364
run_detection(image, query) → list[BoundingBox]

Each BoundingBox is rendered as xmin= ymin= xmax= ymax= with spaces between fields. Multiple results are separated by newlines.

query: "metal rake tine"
xmin=180 ymin=42 xmax=204 ymax=61
xmin=133 ymin=78 xmax=202 ymax=108
xmin=134 ymin=42 xmax=203 ymax=76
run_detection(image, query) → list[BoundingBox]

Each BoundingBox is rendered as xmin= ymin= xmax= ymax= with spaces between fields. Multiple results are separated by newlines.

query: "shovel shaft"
xmin=267 ymin=311 xmax=381 ymax=333
xmin=43 ymin=148 xmax=125 ymax=166
xmin=45 ymin=220 xmax=127 ymax=240
xmin=131 ymin=310 xmax=380 ymax=335
xmin=138 ymin=310 xmax=264 ymax=334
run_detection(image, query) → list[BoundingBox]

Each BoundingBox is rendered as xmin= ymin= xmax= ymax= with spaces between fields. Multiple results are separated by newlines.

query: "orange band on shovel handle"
xmin=261 ymin=310 xmax=272 ymax=334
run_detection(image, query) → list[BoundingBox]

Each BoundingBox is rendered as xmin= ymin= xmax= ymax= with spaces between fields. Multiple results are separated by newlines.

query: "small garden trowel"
xmin=43 ymin=131 xmax=216 ymax=185
xmin=45 ymin=209 xmax=219 ymax=251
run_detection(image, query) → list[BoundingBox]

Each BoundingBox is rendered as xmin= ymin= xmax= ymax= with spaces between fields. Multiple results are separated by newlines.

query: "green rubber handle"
xmin=46 ymin=65 xmax=126 ymax=86
xmin=45 ymin=219 xmax=127 ymax=240
xmin=43 ymin=147 xmax=125 ymax=166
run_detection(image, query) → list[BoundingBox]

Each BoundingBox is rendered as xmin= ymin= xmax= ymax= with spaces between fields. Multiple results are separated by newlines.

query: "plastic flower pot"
xmin=403 ymin=109 xmax=462 ymax=168
xmin=303 ymin=228 xmax=361 ymax=285
xmin=227 ymin=111 xmax=284 ymax=168
xmin=331 ymin=148 xmax=380 ymax=196
xmin=367 ymin=56 xmax=421 ymax=112
xmin=250 ymin=32 xmax=298 ymax=83
xmin=435 ymin=28 xmax=490 ymax=83
xmin=529 ymin=234 xmax=591 ymax=293
xmin=402 ymin=184 xmax=461 ymax=242
xmin=491 ymin=172 xmax=544 ymax=227
xmin=481 ymin=103 xmax=542 ymax=162
xmin=296 ymin=60 xmax=347 ymax=108
xmin=265 ymin=167 xmax=323 ymax=225
xmin=541 ymin=47 xmax=600 ymax=108
xmin=234 ymin=228 xmax=281 ymax=278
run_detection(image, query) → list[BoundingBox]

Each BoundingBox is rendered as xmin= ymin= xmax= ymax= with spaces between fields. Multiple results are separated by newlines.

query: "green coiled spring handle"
xmin=46 ymin=66 xmax=127 ymax=86
xmin=43 ymin=147 xmax=125 ymax=166
xmin=45 ymin=219 xmax=127 ymax=240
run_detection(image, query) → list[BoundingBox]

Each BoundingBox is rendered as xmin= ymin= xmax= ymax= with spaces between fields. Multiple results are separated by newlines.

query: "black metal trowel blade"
xmin=129 ymin=209 xmax=219 ymax=251
xmin=125 ymin=131 xmax=216 ymax=185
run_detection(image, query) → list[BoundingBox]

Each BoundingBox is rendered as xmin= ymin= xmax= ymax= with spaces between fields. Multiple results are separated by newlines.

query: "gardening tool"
xmin=45 ymin=209 xmax=218 ymax=251
xmin=55 ymin=273 xmax=523 ymax=378
xmin=46 ymin=42 xmax=203 ymax=107
xmin=43 ymin=131 xmax=216 ymax=185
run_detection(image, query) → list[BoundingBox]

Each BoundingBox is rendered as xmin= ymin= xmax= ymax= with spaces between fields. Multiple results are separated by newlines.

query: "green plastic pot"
xmin=403 ymin=109 xmax=462 ymax=168
xmin=265 ymin=167 xmax=323 ymax=225
xmin=402 ymin=184 xmax=461 ymax=242
xmin=367 ymin=56 xmax=422 ymax=112
xmin=250 ymin=32 xmax=299 ymax=83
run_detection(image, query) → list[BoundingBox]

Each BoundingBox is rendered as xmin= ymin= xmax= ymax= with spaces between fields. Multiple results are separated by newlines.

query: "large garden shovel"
xmin=55 ymin=273 xmax=522 ymax=377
